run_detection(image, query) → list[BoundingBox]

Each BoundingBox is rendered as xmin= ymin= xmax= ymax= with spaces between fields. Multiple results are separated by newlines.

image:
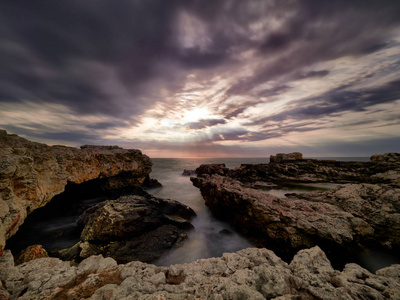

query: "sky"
xmin=1 ymin=1 xmax=400 ymax=158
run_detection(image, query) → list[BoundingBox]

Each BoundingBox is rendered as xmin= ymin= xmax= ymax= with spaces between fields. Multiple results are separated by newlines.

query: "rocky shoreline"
xmin=1 ymin=131 xmax=400 ymax=299
xmin=191 ymin=153 xmax=400 ymax=267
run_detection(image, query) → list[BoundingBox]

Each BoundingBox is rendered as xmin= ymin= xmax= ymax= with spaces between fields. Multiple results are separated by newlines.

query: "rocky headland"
xmin=191 ymin=153 xmax=400 ymax=264
xmin=0 ymin=130 xmax=155 ymax=255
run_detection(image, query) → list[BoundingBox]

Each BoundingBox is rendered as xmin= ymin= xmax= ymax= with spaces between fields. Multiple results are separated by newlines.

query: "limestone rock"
xmin=0 ymin=130 xmax=152 ymax=254
xmin=1 ymin=247 xmax=399 ymax=299
xmin=191 ymin=154 xmax=400 ymax=257
xmin=61 ymin=194 xmax=196 ymax=263
xmin=270 ymin=152 xmax=303 ymax=163
xmin=15 ymin=245 xmax=48 ymax=265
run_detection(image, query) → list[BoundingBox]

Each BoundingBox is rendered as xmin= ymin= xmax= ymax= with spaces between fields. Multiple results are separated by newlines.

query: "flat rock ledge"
xmin=0 ymin=130 xmax=153 ymax=255
xmin=1 ymin=246 xmax=399 ymax=300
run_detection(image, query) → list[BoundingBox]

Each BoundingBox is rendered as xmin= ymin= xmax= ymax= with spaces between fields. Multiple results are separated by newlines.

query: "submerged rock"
xmin=1 ymin=246 xmax=399 ymax=299
xmin=60 ymin=194 xmax=196 ymax=264
xmin=0 ymin=130 xmax=153 ymax=255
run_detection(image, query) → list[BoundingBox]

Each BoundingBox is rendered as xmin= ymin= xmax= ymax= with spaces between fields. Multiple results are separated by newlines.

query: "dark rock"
xmin=182 ymin=169 xmax=196 ymax=176
xmin=270 ymin=152 xmax=303 ymax=163
xmin=62 ymin=193 xmax=196 ymax=263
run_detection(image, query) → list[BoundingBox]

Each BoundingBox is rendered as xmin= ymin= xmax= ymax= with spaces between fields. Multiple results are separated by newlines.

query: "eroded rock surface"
xmin=0 ymin=130 xmax=152 ymax=255
xmin=1 ymin=246 xmax=399 ymax=299
xmin=221 ymin=152 xmax=400 ymax=185
xmin=191 ymin=153 xmax=400 ymax=260
xmin=60 ymin=194 xmax=196 ymax=263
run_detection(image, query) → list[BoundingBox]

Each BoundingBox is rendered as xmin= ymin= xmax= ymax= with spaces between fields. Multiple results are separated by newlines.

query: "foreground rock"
xmin=1 ymin=246 xmax=399 ymax=299
xmin=0 ymin=130 xmax=152 ymax=255
xmin=191 ymin=153 xmax=400 ymax=260
xmin=60 ymin=194 xmax=196 ymax=263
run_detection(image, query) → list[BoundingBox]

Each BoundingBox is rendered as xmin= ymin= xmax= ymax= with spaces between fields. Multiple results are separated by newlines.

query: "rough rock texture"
xmin=15 ymin=245 xmax=48 ymax=266
xmin=191 ymin=154 xmax=400 ymax=258
xmin=60 ymin=194 xmax=196 ymax=264
xmin=270 ymin=152 xmax=303 ymax=163
xmin=223 ymin=152 xmax=400 ymax=185
xmin=0 ymin=130 xmax=152 ymax=255
xmin=1 ymin=246 xmax=399 ymax=299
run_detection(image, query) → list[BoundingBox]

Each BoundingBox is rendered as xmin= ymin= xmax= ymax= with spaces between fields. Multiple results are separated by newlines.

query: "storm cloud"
xmin=1 ymin=0 xmax=400 ymax=157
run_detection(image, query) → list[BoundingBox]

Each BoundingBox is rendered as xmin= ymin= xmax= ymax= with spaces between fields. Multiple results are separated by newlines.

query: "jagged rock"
xmin=1 ymin=246 xmax=399 ymax=299
xmin=270 ymin=152 xmax=303 ymax=163
xmin=225 ymin=153 xmax=400 ymax=185
xmin=0 ymin=130 xmax=152 ymax=255
xmin=181 ymin=169 xmax=196 ymax=176
xmin=14 ymin=245 xmax=48 ymax=265
xmin=191 ymin=154 xmax=400 ymax=259
xmin=60 ymin=194 xmax=196 ymax=263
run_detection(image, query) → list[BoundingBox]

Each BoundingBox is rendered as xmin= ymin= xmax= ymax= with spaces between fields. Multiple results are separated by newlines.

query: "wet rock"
xmin=61 ymin=194 xmax=196 ymax=263
xmin=0 ymin=130 xmax=152 ymax=254
xmin=182 ymin=169 xmax=196 ymax=176
xmin=15 ymin=245 xmax=48 ymax=265
xmin=1 ymin=247 xmax=399 ymax=299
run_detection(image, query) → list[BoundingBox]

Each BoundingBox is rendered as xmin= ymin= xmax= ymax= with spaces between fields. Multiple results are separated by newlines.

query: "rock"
xmin=191 ymin=154 xmax=400 ymax=258
xmin=60 ymin=194 xmax=196 ymax=263
xmin=182 ymin=169 xmax=196 ymax=176
xmin=14 ymin=245 xmax=48 ymax=265
xmin=270 ymin=152 xmax=303 ymax=163
xmin=228 ymin=153 xmax=400 ymax=184
xmin=1 ymin=247 xmax=399 ymax=299
xmin=0 ymin=130 xmax=152 ymax=255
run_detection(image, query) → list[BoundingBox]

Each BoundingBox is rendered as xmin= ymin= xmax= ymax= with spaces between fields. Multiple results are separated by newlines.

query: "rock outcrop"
xmin=60 ymin=194 xmax=196 ymax=264
xmin=270 ymin=152 xmax=303 ymax=163
xmin=1 ymin=246 xmax=399 ymax=299
xmin=0 ymin=130 xmax=152 ymax=255
xmin=191 ymin=153 xmax=400 ymax=262
xmin=225 ymin=152 xmax=400 ymax=184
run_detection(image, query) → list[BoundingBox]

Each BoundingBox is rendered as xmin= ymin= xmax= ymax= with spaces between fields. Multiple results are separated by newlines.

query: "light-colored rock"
xmin=0 ymin=130 xmax=152 ymax=254
xmin=1 ymin=247 xmax=399 ymax=299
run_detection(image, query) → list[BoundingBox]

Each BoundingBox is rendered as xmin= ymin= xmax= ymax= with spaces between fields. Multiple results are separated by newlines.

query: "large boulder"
xmin=0 ymin=130 xmax=152 ymax=255
xmin=1 ymin=246 xmax=399 ymax=299
xmin=60 ymin=194 xmax=196 ymax=263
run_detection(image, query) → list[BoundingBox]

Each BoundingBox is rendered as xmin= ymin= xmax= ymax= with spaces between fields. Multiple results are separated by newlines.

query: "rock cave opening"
xmin=5 ymin=176 xmax=137 ymax=257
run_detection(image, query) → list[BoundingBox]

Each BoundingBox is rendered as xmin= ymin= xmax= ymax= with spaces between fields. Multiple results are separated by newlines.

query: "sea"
xmin=9 ymin=156 xmax=400 ymax=272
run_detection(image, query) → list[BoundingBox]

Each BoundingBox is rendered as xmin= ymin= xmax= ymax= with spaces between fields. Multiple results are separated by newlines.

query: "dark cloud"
xmin=1 ymin=125 xmax=102 ymax=145
xmin=185 ymin=119 xmax=226 ymax=130
xmin=227 ymin=1 xmax=400 ymax=95
xmin=246 ymin=78 xmax=400 ymax=126
xmin=86 ymin=121 xmax=129 ymax=130
xmin=1 ymin=0 xmax=400 ymax=156
xmin=299 ymin=70 xmax=330 ymax=79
